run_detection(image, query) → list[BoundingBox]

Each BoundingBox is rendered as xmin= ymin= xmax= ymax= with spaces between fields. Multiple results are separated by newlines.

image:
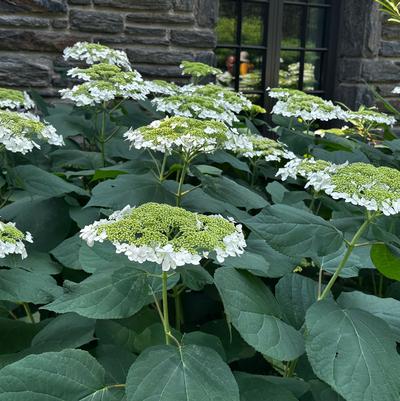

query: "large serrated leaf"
xmin=305 ymin=301 xmax=400 ymax=401
xmin=246 ymin=204 xmax=343 ymax=258
xmin=0 ymin=349 xmax=124 ymax=401
xmin=126 ymin=344 xmax=240 ymax=401
xmin=215 ymin=268 xmax=305 ymax=361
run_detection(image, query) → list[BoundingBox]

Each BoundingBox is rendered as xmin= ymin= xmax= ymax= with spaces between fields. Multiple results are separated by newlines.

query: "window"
xmin=215 ymin=0 xmax=341 ymax=106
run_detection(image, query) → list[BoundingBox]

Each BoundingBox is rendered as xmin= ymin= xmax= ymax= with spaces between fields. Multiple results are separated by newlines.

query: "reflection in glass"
xmin=282 ymin=5 xmax=302 ymax=48
xmin=239 ymin=49 xmax=264 ymax=92
xmin=242 ymin=2 xmax=268 ymax=46
xmin=279 ymin=50 xmax=301 ymax=88
xmin=215 ymin=48 xmax=237 ymax=89
xmin=304 ymin=52 xmax=321 ymax=90
xmin=307 ymin=7 xmax=327 ymax=48
xmin=216 ymin=0 xmax=237 ymax=44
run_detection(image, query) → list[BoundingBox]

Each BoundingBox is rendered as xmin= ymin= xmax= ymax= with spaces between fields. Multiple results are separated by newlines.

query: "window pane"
xmin=216 ymin=0 xmax=238 ymax=44
xmin=306 ymin=7 xmax=327 ymax=48
xmin=279 ymin=50 xmax=301 ymax=88
xmin=304 ymin=51 xmax=322 ymax=91
xmin=215 ymin=48 xmax=237 ymax=89
xmin=239 ymin=49 xmax=264 ymax=91
xmin=282 ymin=4 xmax=303 ymax=48
xmin=242 ymin=1 xmax=268 ymax=46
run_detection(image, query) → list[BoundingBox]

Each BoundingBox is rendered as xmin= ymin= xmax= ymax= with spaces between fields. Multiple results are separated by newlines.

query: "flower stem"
xmin=22 ymin=302 xmax=35 ymax=324
xmin=159 ymin=153 xmax=168 ymax=182
xmin=173 ymin=286 xmax=183 ymax=331
xmin=99 ymin=105 xmax=107 ymax=167
xmin=162 ymin=271 xmax=171 ymax=345
xmin=318 ymin=217 xmax=373 ymax=300
xmin=176 ymin=158 xmax=189 ymax=207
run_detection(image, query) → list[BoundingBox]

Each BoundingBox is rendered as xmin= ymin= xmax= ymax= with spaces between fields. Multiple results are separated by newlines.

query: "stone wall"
xmin=335 ymin=0 xmax=400 ymax=109
xmin=0 ymin=0 xmax=217 ymax=96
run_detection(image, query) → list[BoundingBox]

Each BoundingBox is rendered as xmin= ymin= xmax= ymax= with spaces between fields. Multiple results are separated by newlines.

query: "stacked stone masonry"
xmin=335 ymin=0 xmax=400 ymax=109
xmin=0 ymin=0 xmax=217 ymax=96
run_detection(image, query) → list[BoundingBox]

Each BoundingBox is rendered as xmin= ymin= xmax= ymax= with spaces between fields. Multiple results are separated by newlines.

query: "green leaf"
xmin=208 ymin=150 xmax=251 ymax=173
xmin=126 ymin=344 xmax=240 ymax=401
xmin=246 ymin=204 xmax=343 ymax=258
xmin=0 ymin=197 xmax=72 ymax=251
xmin=308 ymin=380 xmax=345 ymax=401
xmin=0 ymin=349 xmax=125 ymax=401
xmin=0 ymin=269 xmax=62 ymax=304
xmin=371 ymin=243 xmax=400 ymax=280
xmin=51 ymin=149 xmax=104 ymax=170
xmin=51 ymin=235 xmax=83 ymax=270
xmin=43 ymin=266 xmax=149 ymax=319
xmin=305 ymin=301 xmax=400 ymax=401
xmin=2 ymin=251 xmax=62 ymax=275
xmin=182 ymin=331 xmax=226 ymax=361
xmin=201 ymin=175 xmax=268 ymax=210
xmin=178 ymin=265 xmax=213 ymax=290
xmin=338 ymin=291 xmax=400 ymax=340
xmin=0 ymin=313 xmax=95 ymax=367
xmin=201 ymin=319 xmax=256 ymax=363
xmin=214 ymin=268 xmax=305 ymax=361
xmin=87 ymin=173 xmax=174 ymax=209
xmin=235 ymin=372 xmax=299 ymax=401
xmin=276 ymin=274 xmax=329 ymax=330
xmin=14 ymin=165 xmax=87 ymax=197
xmin=0 ymin=318 xmax=44 ymax=354
xmin=95 ymin=344 xmax=136 ymax=384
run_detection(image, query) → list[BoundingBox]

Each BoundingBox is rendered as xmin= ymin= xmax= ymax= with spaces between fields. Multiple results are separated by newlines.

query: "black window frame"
xmin=215 ymin=0 xmax=342 ymax=107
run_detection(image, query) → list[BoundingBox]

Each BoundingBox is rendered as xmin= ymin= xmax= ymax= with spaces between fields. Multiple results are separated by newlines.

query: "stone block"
xmin=194 ymin=0 xmax=217 ymax=28
xmin=336 ymin=58 xmax=363 ymax=82
xmin=170 ymin=29 xmax=216 ymax=48
xmin=0 ymin=31 xmax=83 ymax=52
xmin=93 ymin=35 xmax=169 ymax=46
xmin=362 ymin=59 xmax=400 ymax=82
xmin=0 ymin=16 xmax=49 ymax=28
xmin=126 ymin=12 xmax=194 ymax=25
xmin=0 ymin=55 xmax=53 ymax=87
xmin=173 ymin=0 xmax=193 ymax=11
xmin=135 ymin=64 xmax=182 ymax=78
xmin=380 ymin=40 xmax=400 ymax=57
xmin=70 ymin=10 xmax=123 ymax=33
xmin=52 ymin=19 xmax=69 ymax=29
xmin=0 ymin=0 xmax=67 ymax=13
xmin=126 ymin=48 xmax=194 ymax=65
xmin=124 ymin=27 xmax=167 ymax=37
xmin=382 ymin=23 xmax=400 ymax=40
xmin=334 ymin=83 xmax=375 ymax=109
xmin=68 ymin=0 xmax=91 ymax=4
xmin=93 ymin=0 xmax=171 ymax=10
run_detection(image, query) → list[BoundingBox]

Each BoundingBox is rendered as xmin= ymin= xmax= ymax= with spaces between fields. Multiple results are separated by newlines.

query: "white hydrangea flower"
xmin=392 ymin=86 xmax=400 ymax=94
xmin=0 ymin=221 xmax=33 ymax=259
xmin=277 ymin=157 xmax=400 ymax=216
xmin=80 ymin=203 xmax=246 ymax=272
xmin=124 ymin=116 xmax=231 ymax=155
xmin=0 ymin=111 xmax=64 ymax=154
xmin=0 ymin=88 xmax=35 ymax=111
xmin=63 ymin=41 xmax=132 ymax=71
xmin=269 ymin=88 xmax=347 ymax=122
xmin=146 ymin=80 xmax=180 ymax=96
xmin=60 ymin=63 xmax=149 ymax=107
xmin=344 ymin=109 xmax=396 ymax=126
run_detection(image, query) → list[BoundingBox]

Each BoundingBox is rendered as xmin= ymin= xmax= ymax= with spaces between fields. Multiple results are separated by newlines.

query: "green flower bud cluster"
xmin=124 ymin=116 xmax=230 ymax=154
xmin=102 ymin=203 xmax=236 ymax=253
xmin=180 ymin=61 xmax=222 ymax=77
xmin=0 ymin=222 xmax=25 ymax=244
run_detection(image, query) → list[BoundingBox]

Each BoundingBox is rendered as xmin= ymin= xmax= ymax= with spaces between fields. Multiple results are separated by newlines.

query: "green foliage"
xmin=1 ymin=43 xmax=400 ymax=401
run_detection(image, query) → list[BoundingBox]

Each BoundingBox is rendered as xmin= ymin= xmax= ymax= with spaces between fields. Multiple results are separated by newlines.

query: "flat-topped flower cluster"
xmin=269 ymin=88 xmax=347 ymax=122
xmin=80 ymin=203 xmax=246 ymax=271
xmin=63 ymin=41 xmax=132 ymax=71
xmin=60 ymin=63 xmax=149 ymax=107
xmin=152 ymin=83 xmax=252 ymax=126
xmin=180 ymin=60 xmax=222 ymax=78
xmin=277 ymin=157 xmax=400 ymax=215
xmin=236 ymin=134 xmax=296 ymax=163
xmin=269 ymin=88 xmax=395 ymax=128
xmin=124 ymin=116 xmax=232 ymax=155
xmin=0 ymin=221 xmax=33 ymax=259
xmin=0 ymin=88 xmax=35 ymax=111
